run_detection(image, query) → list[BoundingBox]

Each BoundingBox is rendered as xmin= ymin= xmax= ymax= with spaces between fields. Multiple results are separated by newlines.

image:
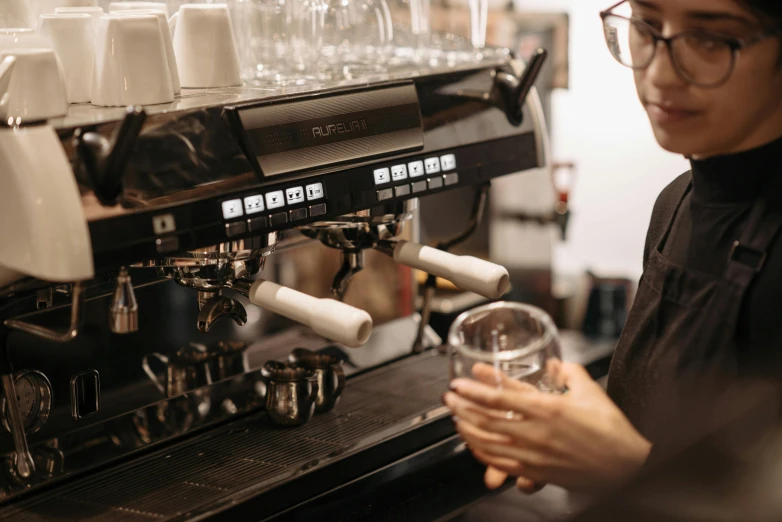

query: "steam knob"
xmin=392 ymin=241 xmax=509 ymax=300
xmin=494 ymin=48 xmax=548 ymax=126
xmin=74 ymin=106 xmax=147 ymax=206
xmin=231 ymin=279 xmax=373 ymax=348
xmin=109 ymin=267 xmax=138 ymax=334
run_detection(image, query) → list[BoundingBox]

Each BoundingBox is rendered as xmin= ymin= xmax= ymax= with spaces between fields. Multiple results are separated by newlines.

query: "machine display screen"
xmin=233 ymin=84 xmax=424 ymax=177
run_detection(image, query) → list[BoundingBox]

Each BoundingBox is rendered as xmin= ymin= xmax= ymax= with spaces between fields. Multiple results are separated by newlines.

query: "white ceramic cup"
xmin=169 ymin=3 xmax=241 ymax=88
xmin=37 ymin=13 xmax=95 ymax=103
xmin=0 ymin=28 xmax=54 ymax=51
xmin=92 ymin=14 xmax=174 ymax=106
xmin=112 ymin=9 xmax=180 ymax=94
xmin=54 ymin=6 xmax=104 ymax=31
xmin=0 ymin=48 xmax=68 ymax=122
xmin=109 ymin=2 xmax=170 ymax=18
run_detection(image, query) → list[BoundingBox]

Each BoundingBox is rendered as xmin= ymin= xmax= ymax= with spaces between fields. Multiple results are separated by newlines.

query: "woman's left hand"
xmin=444 ymin=362 xmax=652 ymax=493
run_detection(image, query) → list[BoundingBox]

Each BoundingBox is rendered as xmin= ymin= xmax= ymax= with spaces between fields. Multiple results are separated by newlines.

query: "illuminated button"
xmin=408 ymin=160 xmax=424 ymax=178
xmin=265 ymin=190 xmax=285 ymax=210
xmin=373 ymin=167 xmax=391 ymax=185
xmin=156 ymin=236 xmax=179 ymax=254
xmin=221 ymin=199 xmax=243 ymax=220
xmin=289 ymin=208 xmax=307 ymax=221
xmin=412 ymin=181 xmax=427 ymax=193
xmin=444 ymin=173 xmax=459 ymax=186
xmin=391 ymin=164 xmax=408 ymax=181
xmin=306 ymin=182 xmax=324 ymax=200
xmin=269 ymin=212 xmax=288 ymax=226
xmin=394 ymin=185 xmax=411 ymax=198
xmin=424 ymin=157 xmax=441 ymax=175
xmin=309 ymin=203 xmax=327 ymax=217
xmin=244 ymin=195 xmax=265 ymax=215
xmin=377 ymin=188 xmax=393 ymax=201
xmin=247 ymin=216 xmax=267 ymax=232
xmin=427 ymin=177 xmax=443 ymax=190
xmin=152 ymin=213 xmax=175 ymax=235
xmin=440 ymin=154 xmax=456 ymax=171
xmin=225 ymin=221 xmax=247 ymax=237
xmin=286 ymin=187 xmax=305 ymax=205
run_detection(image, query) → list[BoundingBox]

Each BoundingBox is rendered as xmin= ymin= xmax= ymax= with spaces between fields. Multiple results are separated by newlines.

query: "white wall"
xmin=512 ymin=0 xmax=689 ymax=280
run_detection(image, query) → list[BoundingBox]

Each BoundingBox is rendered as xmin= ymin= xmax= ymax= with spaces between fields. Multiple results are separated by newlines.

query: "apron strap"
xmin=724 ymin=161 xmax=782 ymax=289
xmin=654 ymin=173 xmax=693 ymax=253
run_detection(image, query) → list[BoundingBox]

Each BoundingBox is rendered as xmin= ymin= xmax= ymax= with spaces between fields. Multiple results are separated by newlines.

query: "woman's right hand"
xmin=485 ymin=465 xmax=545 ymax=494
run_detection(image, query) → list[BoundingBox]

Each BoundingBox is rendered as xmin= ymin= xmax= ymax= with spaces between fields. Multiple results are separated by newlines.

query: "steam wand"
xmin=411 ymin=183 xmax=492 ymax=353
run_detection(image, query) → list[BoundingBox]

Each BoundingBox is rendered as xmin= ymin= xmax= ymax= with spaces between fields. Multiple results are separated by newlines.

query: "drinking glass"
xmin=448 ymin=301 xmax=562 ymax=392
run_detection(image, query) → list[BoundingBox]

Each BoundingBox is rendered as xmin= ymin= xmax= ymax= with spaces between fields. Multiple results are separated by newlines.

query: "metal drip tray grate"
xmin=0 ymin=352 xmax=451 ymax=522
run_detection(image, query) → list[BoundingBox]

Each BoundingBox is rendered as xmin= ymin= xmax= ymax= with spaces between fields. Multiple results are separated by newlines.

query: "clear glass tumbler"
xmin=448 ymin=301 xmax=563 ymax=392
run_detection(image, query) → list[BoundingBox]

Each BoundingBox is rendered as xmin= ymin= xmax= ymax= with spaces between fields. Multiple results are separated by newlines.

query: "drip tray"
xmin=0 ymin=352 xmax=451 ymax=522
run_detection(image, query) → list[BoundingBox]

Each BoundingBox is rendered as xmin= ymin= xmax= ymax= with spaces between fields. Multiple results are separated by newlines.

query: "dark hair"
xmin=740 ymin=1 xmax=782 ymax=29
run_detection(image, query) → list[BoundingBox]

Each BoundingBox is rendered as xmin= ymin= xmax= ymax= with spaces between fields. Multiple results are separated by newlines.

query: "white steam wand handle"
xmin=392 ymin=240 xmax=510 ymax=299
xmin=235 ymin=279 xmax=373 ymax=348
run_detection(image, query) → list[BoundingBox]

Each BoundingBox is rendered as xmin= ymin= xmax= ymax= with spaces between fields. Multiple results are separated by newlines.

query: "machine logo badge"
xmin=312 ymin=119 xmax=367 ymax=138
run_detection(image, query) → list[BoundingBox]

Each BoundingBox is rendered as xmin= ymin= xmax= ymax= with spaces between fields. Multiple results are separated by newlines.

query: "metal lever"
xmin=197 ymin=296 xmax=248 ymax=332
xmin=2 ymin=374 xmax=34 ymax=479
xmin=74 ymin=105 xmax=147 ymax=206
xmin=494 ymin=48 xmax=548 ymax=126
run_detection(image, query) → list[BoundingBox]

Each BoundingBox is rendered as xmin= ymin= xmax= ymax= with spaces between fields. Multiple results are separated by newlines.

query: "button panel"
xmin=306 ymin=182 xmax=324 ymax=200
xmin=269 ymin=212 xmax=288 ymax=226
xmin=395 ymin=185 xmax=411 ymax=197
xmin=424 ymin=157 xmax=441 ymax=174
xmin=309 ymin=203 xmax=327 ymax=217
xmin=247 ymin=216 xmax=267 ymax=232
xmin=243 ymin=195 xmax=265 ymax=215
xmin=221 ymin=199 xmax=243 ymax=220
xmin=440 ymin=154 xmax=456 ymax=171
xmin=412 ymin=180 xmax=427 ymax=193
xmin=374 ymin=167 xmax=391 ymax=185
xmin=289 ymin=208 xmax=307 ymax=221
xmin=225 ymin=221 xmax=247 ymax=237
xmin=408 ymin=160 xmax=425 ymax=178
xmin=391 ymin=164 xmax=408 ymax=181
xmin=286 ymin=187 xmax=305 ymax=205
xmin=266 ymin=191 xmax=285 ymax=210
xmin=377 ymin=188 xmax=394 ymax=201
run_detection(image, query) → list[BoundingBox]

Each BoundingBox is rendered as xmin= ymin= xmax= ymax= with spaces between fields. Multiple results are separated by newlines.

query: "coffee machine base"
xmin=0 ymin=351 xmax=495 ymax=522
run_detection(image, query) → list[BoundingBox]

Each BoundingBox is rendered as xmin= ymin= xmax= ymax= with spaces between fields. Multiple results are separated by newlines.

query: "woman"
xmin=444 ymin=0 xmax=782 ymax=495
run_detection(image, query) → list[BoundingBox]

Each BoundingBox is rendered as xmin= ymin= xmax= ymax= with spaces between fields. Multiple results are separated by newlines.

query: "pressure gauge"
xmin=2 ymin=370 xmax=53 ymax=434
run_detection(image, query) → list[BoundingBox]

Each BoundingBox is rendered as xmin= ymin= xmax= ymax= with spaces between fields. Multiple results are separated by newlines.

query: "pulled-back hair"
xmin=741 ymin=1 xmax=782 ymax=29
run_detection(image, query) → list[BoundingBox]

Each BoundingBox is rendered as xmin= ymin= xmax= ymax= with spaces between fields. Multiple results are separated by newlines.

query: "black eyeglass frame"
xmin=599 ymin=0 xmax=781 ymax=87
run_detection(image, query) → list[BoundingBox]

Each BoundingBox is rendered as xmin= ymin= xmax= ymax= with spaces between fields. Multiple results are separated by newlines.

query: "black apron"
xmin=607 ymin=168 xmax=782 ymax=451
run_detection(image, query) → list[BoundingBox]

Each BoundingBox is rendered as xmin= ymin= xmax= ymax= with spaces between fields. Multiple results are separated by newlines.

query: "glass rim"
xmin=447 ymin=301 xmax=559 ymax=363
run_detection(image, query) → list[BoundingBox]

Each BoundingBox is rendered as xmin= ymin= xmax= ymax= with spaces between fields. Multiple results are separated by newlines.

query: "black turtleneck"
xmin=645 ymin=135 xmax=782 ymax=370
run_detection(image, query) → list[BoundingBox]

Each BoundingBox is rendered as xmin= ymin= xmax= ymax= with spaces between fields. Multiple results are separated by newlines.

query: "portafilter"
xmin=300 ymin=199 xmax=510 ymax=300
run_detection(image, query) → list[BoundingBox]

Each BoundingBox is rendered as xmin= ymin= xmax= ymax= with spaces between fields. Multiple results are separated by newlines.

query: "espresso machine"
xmin=0 ymin=38 xmax=549 ymax=520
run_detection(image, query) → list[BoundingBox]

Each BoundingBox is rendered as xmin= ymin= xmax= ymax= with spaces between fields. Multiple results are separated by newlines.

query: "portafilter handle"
xmin=390 ymin=240 xmax=509 ymax=300
xmin=231 ymin=279 xmax=373 ymax=348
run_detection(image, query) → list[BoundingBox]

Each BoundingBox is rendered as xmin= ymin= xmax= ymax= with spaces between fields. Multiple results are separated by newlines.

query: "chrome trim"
xmin=4 ymin=282 xmax=84 ymax=342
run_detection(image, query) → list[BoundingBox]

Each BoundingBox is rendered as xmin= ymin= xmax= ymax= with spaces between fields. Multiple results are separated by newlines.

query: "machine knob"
xmin=494 ymin=48 xmax=548 ymax=126
xmin=74 ymin=106 xmax=147 ymax=206
xmin=392 ymin=240 xmax=509 ymax=300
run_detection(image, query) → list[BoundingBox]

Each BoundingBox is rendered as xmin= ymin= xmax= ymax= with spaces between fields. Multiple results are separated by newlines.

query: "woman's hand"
xmin=444 ymin=362 xmax=652 ymax=493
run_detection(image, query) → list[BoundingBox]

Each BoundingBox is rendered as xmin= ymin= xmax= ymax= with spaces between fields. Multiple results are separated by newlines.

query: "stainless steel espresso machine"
xmin=0 ymin=41 xmax=549 ymax=521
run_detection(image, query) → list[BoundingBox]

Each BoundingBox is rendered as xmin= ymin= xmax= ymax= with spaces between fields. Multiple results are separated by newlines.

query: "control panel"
xmin=215 ymin=149 xmax=465 ymax=238
xmin=89 ymin=132 xmax=538 ymax=268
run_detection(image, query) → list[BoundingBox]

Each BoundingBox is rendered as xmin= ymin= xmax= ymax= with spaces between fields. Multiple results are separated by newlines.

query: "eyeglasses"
xmin=600 ymin=0 xmax=780 ymax=88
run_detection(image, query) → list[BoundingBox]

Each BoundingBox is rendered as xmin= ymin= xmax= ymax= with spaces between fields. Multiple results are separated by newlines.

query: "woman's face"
xmin=630 ymin=0 xmax=782 ymax=158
